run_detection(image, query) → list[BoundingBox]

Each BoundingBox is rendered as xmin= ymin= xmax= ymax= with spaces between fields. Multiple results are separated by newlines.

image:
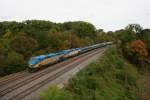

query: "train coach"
xmin=28 ymin=42 xmax=112 ymax=72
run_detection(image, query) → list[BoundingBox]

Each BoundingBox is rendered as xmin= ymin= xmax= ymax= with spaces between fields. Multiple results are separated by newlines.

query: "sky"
xmin=0 ymin=0 xmax=150 ymax=31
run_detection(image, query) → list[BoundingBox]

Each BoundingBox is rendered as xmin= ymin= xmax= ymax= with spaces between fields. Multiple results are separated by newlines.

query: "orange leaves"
xmin=125 ymin=39 xmax=148 ymax=65
xmin=129 ymin=40 xmax=147 ymax=55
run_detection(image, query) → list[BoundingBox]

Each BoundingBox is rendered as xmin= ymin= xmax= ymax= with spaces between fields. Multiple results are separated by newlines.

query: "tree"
xmin=115 ymin=29 xmax=136 ymax=46
xmin=11 ymin=32 xmax=38 ymax=58
xmin=3 ymin=51 xmax=25 ymax=75
xmin=69 ymin=33 xmax=81 ymax=48
xmin=94 ymin=33 xmax=113 ymax=43
xmin=141 ymin=29 xmax=150 ymax=52
xmin=48 ymin=32 xmax=63 ymax=50
xmin=125 ymin=24 xmax=143 ymax=34
xmin=63 ymin=21 xmax=96 ymax=38
xmin=124 ymin=39 xmax=148 ymax=65
xmin=0 ymin=43 xmax=6 ymax=65
xmin=96 ymin=29 xmax=104 ymax=33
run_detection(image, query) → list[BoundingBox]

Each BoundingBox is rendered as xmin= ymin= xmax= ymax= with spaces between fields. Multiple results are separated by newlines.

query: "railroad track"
xmin=0 ymin=71 xmax=29 ymax=87
xmin=0 ymin=48 xmax=99 ymax=96
xmin=0 ymin=48 xmax=105 ymax=100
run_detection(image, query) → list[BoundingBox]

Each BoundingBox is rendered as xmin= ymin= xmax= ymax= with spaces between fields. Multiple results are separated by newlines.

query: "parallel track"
xmin=0 ymin=47 xmax=105 ymax=100
xmin=10 ymin=49 xmax=103 ymax=100
xmin=0 ymin=71 xmax=29 ymax=87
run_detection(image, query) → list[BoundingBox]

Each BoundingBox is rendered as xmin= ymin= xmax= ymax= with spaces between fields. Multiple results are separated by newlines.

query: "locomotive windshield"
xmin=28 ymin=57 xmax=38 ymax=65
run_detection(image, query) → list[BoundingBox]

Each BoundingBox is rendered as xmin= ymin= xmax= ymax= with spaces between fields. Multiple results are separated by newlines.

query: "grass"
xmin=41 ymin=46 xmax=141 ymax=100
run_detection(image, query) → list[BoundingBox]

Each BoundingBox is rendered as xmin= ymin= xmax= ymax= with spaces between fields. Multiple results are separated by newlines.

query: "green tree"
xmin=125 ymin=24 xmax=143 ymax=34
xmin=3 ymin=51 xmax=25 ymax=75
xmin=11 ymin=32 xmax=38 ymax=58
xmin=115 ymin=29 xmax=136 ymax=46
xmin=63 ymin=21 xmax=96 ymax=38
xmin=141 ymin=29 xmax=150 ymax=53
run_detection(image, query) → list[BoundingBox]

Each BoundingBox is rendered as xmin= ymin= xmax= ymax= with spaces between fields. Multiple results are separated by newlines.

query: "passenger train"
xmin=28 ymin=42 xmax=112 ymax=72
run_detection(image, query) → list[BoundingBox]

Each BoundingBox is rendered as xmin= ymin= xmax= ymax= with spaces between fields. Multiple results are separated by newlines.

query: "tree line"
xmin=0 ymin=20 xmax=113 ymax=76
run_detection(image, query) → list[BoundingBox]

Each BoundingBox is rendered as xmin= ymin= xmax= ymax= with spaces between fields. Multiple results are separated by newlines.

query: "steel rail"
xmin=10 ymin=48 xmax=103 ymax=100
xmin=0 ymin=48 xmax=103 ymax=97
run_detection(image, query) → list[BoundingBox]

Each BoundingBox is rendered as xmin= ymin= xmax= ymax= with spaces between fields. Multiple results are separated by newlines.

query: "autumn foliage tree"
xmin=124 ymin=40 xmax=148 ymax=65
xmin=115 ymin=24 xmax=150 ymax=67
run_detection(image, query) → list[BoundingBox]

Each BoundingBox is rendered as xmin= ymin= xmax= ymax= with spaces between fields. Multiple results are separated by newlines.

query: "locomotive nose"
xmin=29 ymin=64 xmax=34 ymax=68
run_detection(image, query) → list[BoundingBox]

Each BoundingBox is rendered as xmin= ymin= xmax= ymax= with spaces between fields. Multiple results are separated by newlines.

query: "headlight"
xmin=29 ymin=65 xmax=34 ymax=68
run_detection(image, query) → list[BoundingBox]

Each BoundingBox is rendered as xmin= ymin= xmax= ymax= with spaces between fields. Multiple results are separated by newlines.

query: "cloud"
xmin=0 ymin=0 xmax=150 ymax=31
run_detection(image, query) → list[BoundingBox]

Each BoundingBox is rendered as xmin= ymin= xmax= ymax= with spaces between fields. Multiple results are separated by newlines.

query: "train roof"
xmin=28 ymin=55 xmax=46 ymax=65
xmin=34 ymin=55 xmax=46 ymax=60
xmin=47 ymin=53 xmax=56 ymax=57
xmin=28 ymin=53 xmax=57 ymax=65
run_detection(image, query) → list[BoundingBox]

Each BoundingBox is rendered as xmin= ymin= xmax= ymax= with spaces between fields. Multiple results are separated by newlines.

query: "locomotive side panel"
xmin=39 ymin=58 xmax=57 ymax=66
xmin=63 ymin=50 xmax=79 ymax=58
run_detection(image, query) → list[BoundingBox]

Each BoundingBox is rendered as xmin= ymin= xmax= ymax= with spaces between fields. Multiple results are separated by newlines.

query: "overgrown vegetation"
xmin=114 ymin=24 xmax=150 ymax=99
xmin=41 ymin=46 xmax=141 ymax=100
xmin=0 ymin=20 xmax=113 ymax=76
xmin=115 ymin=24 xmax=150 ymax=67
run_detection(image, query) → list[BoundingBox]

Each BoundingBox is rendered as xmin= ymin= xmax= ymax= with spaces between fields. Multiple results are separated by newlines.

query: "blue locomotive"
xmin=28 ymin=42 xmax=112 ymax=72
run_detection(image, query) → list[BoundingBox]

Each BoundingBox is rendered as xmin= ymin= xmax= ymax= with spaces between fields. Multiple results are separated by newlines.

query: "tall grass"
xmin=41 ymin=46 xmax=140 ymax=100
